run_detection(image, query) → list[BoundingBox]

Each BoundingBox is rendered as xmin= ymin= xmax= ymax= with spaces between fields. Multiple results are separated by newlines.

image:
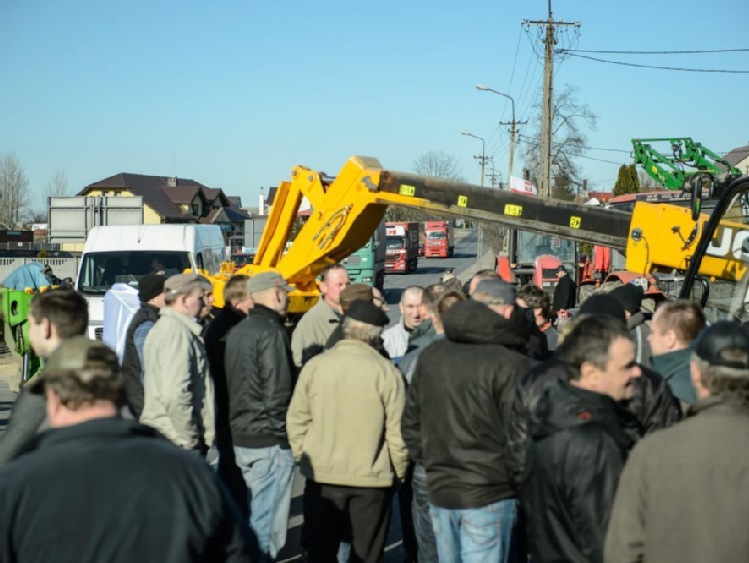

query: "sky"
xmin=1 ymin=0 xmax=747 ymax=213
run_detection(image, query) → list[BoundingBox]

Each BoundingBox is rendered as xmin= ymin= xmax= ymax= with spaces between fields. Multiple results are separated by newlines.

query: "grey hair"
xmin=691 ymin=354 xmax=749 ymax=402
xmin=342 ymin=317 xmax=382 ymax=346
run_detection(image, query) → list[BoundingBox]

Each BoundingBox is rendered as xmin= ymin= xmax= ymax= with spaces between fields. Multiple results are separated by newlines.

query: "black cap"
xmin=138 ymin=274 xmax=166 ymax=302
xmin=609 ymin=284 xmax=645 ymax=314
xmin=346 ymin=299 xmax=389 ymax=327
xmin=579 ymin=294 xmax=626 ymax=323
xmin=694 ymin=321 xmax=749 ymax=369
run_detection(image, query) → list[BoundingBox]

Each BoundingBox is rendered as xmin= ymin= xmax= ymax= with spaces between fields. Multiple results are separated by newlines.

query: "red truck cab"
xmin=422 ymin=220 xmax=454 ymax=258
xmin=385 ymin=222 xmax=419 ymax=274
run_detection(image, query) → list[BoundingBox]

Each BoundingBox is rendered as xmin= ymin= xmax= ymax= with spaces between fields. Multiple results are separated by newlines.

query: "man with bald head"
xmin=383 ymin=285 xmax=423 ymax=364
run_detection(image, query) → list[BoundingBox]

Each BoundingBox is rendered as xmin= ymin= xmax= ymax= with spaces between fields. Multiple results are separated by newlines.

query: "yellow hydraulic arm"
xmin=210 ymin=156 xmax=745 ymax=311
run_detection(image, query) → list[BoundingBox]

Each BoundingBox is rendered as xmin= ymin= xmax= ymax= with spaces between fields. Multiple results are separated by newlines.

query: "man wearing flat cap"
xmin=287 ymin=300 xmax=409 ymax=562
xmin=140 ymin=274 xmax=216 ymax=458
xmin=0 ymin=337 xmax=252 ymax=562
xmin=121 ymin=273 xmax=166 ymax=419
xmin=606 ymin=321 xmax=749 ymax=563
xmin=225 ymin=269 xmax=297 ymax=562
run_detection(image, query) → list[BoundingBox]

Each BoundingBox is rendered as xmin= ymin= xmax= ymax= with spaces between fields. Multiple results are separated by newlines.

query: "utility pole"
xmin=499 ymin=117 xmax=527 ymax=183
xmin=523 ymin=1 xmax=580 ymax=198
xmin=461 ymin=131 xmax=488 ymax=268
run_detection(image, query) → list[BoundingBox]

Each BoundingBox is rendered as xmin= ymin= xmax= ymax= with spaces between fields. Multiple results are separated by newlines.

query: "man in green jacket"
xmin=606 ymin=321 xmax=749 ymax=563
xmin=287 ymin=300 xmax=408 ymax=563
xmin=648 ymin=300 xmax=705 ymax=406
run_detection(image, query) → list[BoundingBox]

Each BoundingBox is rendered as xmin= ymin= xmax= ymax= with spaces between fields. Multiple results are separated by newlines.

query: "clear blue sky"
xmin=2 ymin=0 xmax=747 ymax=212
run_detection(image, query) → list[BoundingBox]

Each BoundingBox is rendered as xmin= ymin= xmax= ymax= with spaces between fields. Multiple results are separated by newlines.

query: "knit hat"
xmin=694 ymin=321 xmax=749 ymax=370
xmin=346 ymin=300 xmax=390 ymax=327
xmin=609 ymin=284 xmax=645 ymax=314
xmin=340 ymin=283 xmax=374 ymax=313
xmin=579 ymin=294 xmax=626 ymax=323
xmin=247 ymin=271 xmax=293 ymax=293
xmin=137 ymin=274 xmax=166 ymax=302
xmin=473 ymin=279 xmax=516 ymax=305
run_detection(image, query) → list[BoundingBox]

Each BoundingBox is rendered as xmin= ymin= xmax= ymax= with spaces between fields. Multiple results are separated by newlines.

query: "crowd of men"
xmin=2 ymin=261 xmax=749 ymax=563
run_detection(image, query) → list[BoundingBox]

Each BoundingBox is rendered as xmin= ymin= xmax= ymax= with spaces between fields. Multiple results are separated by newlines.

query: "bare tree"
xmin=45 ymin=167 xmax=71 ymax=198
xmin=385 ymin=151 xmax=465 ymax=222
xmin=521 ymin=84 xmax=598 ymax=193
xmin=637 ymin=169 xmax=660 ymax=192
xmin=413 ymin=150 xmax=465 ymax=180
xmin=0 ymin=153 xmax=31 ymax=229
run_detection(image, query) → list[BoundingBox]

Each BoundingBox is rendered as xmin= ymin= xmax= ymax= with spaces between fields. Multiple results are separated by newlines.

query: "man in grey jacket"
xmin=0 ymin=289 xmax=88 ymax=466
xmin=140 ymin=274 xmax=215 ymax=457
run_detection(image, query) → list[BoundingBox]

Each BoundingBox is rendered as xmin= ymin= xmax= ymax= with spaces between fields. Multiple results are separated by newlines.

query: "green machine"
xmin=0 ymin=288 xmax=43 ymax=383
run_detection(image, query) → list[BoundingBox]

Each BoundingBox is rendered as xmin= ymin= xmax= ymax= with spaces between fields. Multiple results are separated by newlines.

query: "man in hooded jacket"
xmin=403 ymin=280 xmax=530 ymax=562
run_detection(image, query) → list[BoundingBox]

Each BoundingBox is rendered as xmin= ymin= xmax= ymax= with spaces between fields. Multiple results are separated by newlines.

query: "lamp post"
xmin=476 ymin=83 xmax=518 ymax=183
xmin=461 ymin=131 xmax=487 ymax=268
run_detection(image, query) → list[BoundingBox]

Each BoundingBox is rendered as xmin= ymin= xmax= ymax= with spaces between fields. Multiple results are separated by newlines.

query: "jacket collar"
xmin=249 ymin=303 xmax=284 ymax=323
xmin=688 ymin=395 xmax=749 ymax=418
xmin=20 ymin=417 xmax=160 ymax=457
xmin=159 ymin=307 xmax=203 ymax=336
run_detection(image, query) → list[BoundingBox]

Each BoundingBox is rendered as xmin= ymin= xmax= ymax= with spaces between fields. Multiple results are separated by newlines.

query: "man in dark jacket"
xmin=204 ymin=274 xmax=252 ymax=515
xmin=0 ymin=337 xmax=251 ymax=562
xmin=121 ymin=273 xmax=166 ymax=418
xmin=506 ymin=294 xmax=681 ymax=494
xmin=607 ymin=321 xmax=749 ymax=563
xmin=225 ymin=270 xmax=297 ymax=562
xmin=0 ymin=289 xmax=88 ymax=466
xmin=403 ymin=279 xmax=531 ymax=562
xmin=648 ymin=299 xmax=705 ymax=406
xmin=523 ymin=315 xmax=641 ymax=563
xmin=552 ymin=264 xmax=576 ymax=314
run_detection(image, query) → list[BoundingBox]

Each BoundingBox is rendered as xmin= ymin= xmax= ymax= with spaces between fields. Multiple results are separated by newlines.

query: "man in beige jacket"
xmin=141 ymin=274 xmax=216 ymax=459
xmin=287 ymin=300 xmax=408 ymax=563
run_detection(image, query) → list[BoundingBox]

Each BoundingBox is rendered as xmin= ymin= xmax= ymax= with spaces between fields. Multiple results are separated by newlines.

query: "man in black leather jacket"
xmin=224 ymin=270 xmax=297 ymax=562
xmin=505 ymin=294 xmax=681 ymax=494
xmin=522 ymin=315 xmax=642 ymax=563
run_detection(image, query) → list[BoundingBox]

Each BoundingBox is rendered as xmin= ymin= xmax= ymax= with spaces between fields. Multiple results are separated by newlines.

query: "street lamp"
xmin=476 ymin=83 xmax=518 ymax=182
xmin=460 ymin=131 xmax=486 ymax=187
xmin=461 ymin=131 xmax=487 ymax=268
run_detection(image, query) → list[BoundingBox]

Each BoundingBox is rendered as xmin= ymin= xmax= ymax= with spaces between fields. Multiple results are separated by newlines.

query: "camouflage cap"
xmin=28 ymin=337 xmax=120 ymax=394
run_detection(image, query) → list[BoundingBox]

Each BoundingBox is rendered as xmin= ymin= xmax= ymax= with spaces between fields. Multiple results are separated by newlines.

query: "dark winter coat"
xmin=0 ymin=417 xmax=251 ymax=562
xmin=0 ymin=389 xmax=47 ymax=467
xmin=224 ymin=304 xmax=296 ymax=449
xmin=204 ymin=305 xmax=246 ymax=452
xmin=506 ymin=359 xmax=680 ymax=494
xmin=523 ymin=381 xmax=635 ymax=563
xmin=121 ymin=303 xmax=160 ymax=418
xmin=552 ymin=273 xmax=576 ymax=312
xmin=606 ymin=397 xmax=749 ymax=563
xmin=402 ymin=301 xmax=530 ymax=509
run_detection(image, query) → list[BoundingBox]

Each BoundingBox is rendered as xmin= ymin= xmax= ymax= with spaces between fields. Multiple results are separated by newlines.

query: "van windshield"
xmin=77 ymin=251 xmax=192 ymax=294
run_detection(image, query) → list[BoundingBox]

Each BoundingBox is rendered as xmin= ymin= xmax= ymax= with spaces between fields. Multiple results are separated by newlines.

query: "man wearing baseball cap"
xmin=607 ymin=321 xmax=749 ymax=563
xmin=0 ymin=337 xmax=252 ymax=562
xmin=121 ymin=273 xmax=166 ymax=418
xmin=225 ymin=270 xmax=297 ymax=561
xmin=140 ymin=274 xmax=216 ymax=458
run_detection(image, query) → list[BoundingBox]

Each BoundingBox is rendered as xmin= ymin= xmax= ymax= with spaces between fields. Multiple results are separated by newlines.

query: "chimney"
xmin=258 ymin=187 xmax=265 ymax=215
xmin=166 ymin=177 xmax=177 ymax=188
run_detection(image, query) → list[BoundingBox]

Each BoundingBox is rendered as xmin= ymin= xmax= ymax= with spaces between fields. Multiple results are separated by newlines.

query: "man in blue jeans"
xmin=404 ymin=281 xmax=531 ymax=562
xmin=225 ymin=271 xmax=297 ymax=562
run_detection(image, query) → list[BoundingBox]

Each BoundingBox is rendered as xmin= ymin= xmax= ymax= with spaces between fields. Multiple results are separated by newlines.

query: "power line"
xmin=560 ymin=48 xmax=749 ymax=55
xmin=564 ymin=53 xmax=749 ymax=73
xmin=578 ymin=154 xmax=627 ymax=166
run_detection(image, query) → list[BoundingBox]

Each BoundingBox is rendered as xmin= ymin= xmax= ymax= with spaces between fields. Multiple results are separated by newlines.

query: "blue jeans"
xmin=430 ymin=499 xmax=518 ymax=563
xmin=412 ymin=464 xmax=438 ymax=562
xmin=234 ymin=445 xmax=295 ymax=562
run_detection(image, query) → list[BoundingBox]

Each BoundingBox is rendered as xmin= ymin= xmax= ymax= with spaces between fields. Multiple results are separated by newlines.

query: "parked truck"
xmin=343 ymin=219 xmax=386 ymax=290
xmin=385 ymin=222 xmax=419 ymax=274
xmin=422 ymin=220 xmax=454 ymax=258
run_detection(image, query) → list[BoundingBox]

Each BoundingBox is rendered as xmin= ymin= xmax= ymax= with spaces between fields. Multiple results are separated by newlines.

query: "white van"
xmin=76 ymin=224 xmax=226 ymax=339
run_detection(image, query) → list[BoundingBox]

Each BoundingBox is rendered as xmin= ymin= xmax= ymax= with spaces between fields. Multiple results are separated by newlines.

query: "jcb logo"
xmin=706 ymin=225 xmax=749 ymax=259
